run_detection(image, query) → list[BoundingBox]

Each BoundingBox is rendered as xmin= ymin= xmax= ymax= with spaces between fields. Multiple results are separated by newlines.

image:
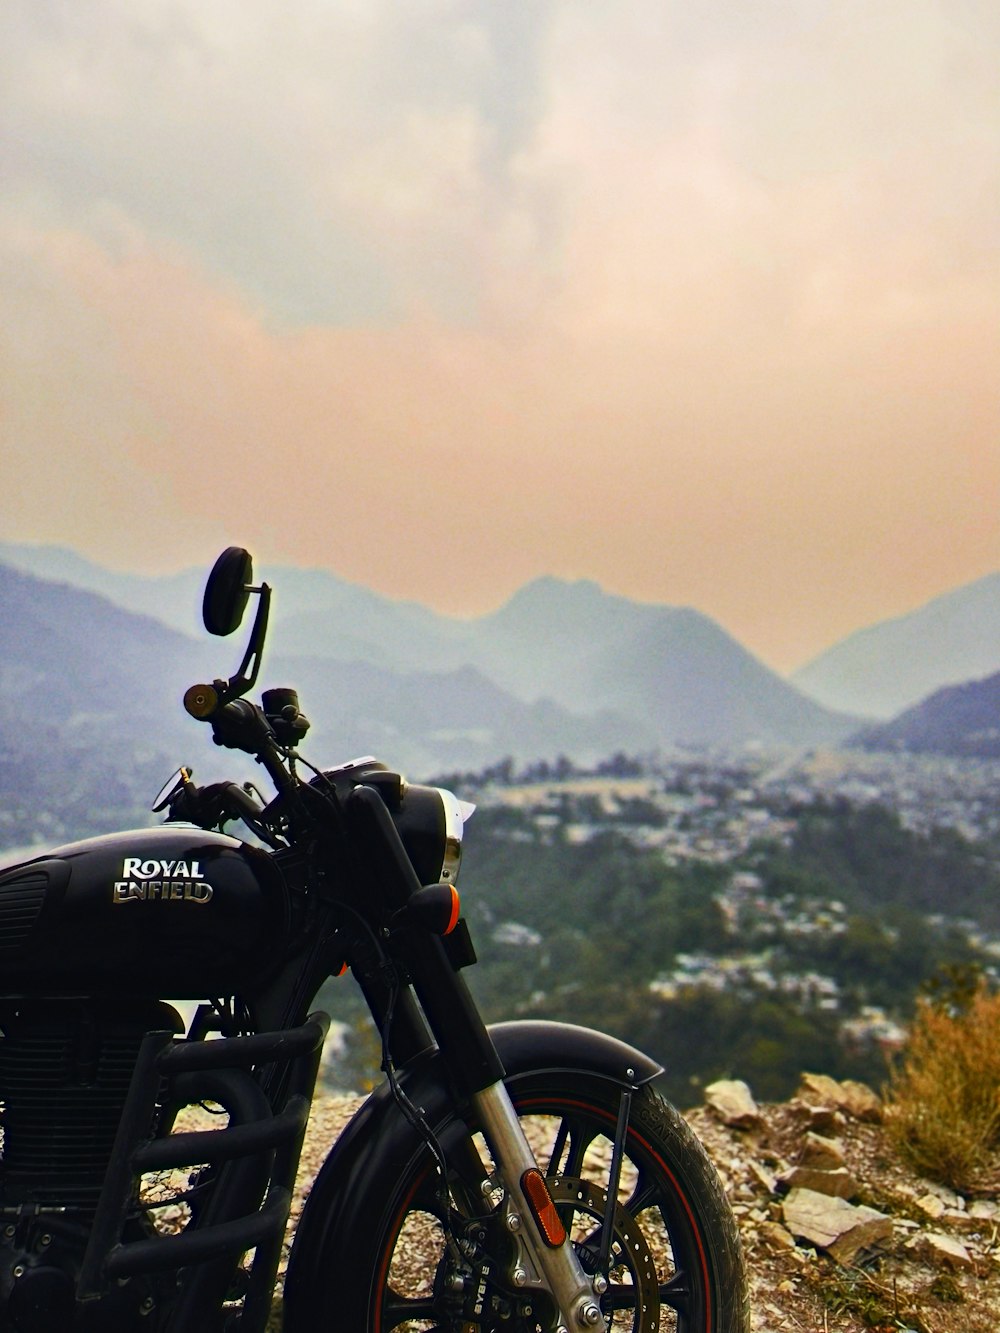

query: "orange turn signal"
xmin=402 ymin=883 xmax=461 ymax=935
xmin=521 ymin=1169 xmax=567 ymax=1248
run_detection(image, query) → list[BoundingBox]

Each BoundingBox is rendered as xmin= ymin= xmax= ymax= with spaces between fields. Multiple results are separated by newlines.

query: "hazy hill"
xmin=278 ymin=656 xmax=648 ymax=775
xmin=0 ymin=541 xmax=462 ymax=665
xmin=0 ymin=563 xmax=209 ymax=733
xmin=467 ymin=580 xmax=854 ymax=747
xmin=852 ymin=669 xmax=1000 ymax=759
xmin=0 ymin=565 xmax=213 ymax=848
xmin=0 ymin=563 xmax=650 ymax=844
xmin=0 ymin=548 xmax=857 ymax=768
xmin=0 ymin=541 xmax=206 ymax=636
xmin=283 ymin=572 xmax=857 ymax=747
xmin=793 ymin=572 xmax=1000 ymax=718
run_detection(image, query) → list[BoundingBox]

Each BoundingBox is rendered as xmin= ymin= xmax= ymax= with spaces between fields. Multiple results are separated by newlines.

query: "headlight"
xmin=438 ymin=789 xmax=476 ymax=885
xmin=312 ymin=760 xmax=476 ymax=890
xmin=391 ymin=784 xmax=476 ymax=888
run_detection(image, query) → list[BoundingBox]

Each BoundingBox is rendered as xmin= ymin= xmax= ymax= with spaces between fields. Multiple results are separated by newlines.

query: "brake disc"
xmin=547 ymin=1176 xmax=661 ymax=1331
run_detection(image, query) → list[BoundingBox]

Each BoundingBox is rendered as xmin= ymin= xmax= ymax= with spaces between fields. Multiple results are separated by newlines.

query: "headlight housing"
xmin=392 ymin=784 xmax=475 ymax=887
xmin=312 ymin=759 xmax=475 ymax=889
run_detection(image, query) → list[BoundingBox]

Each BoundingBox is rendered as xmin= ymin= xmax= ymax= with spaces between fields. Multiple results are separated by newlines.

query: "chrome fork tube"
xmin=471 ymin=1081 xmax=604 ymax=1331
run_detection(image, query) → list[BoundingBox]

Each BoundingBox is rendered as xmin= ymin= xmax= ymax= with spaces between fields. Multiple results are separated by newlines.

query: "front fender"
xmin=283 ymin=1020 xmax=661 ymax=1321
xmin=487 ymin=1020 xmax=662 ymax=1087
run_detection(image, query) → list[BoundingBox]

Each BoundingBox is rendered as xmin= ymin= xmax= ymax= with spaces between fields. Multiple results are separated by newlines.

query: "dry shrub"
xmin=885 ymin=982 xmax=1000 ymax=1193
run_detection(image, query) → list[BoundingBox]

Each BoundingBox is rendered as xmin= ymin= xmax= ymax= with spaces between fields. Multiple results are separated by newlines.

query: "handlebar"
xmin=160 ymin=773 xmax=284 ymax=848
xmin=181 ymin=682 xmax=316 ymax=840
xmin=184 ymin=686 xmax=291 ymax=790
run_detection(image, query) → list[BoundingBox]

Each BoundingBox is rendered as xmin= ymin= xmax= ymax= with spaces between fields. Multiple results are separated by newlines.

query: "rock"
xmin=782 ymin=1187 xmax=893 ymax=1265
xmin=748 ymin=1160 xmax=778 ymax=1194
xmin=797 ymin=1072 xmax=881 ymax=1122
xmin=778 ymin=1166 xmax=858 ymax=1199
xmin=917 ymin=1179 xmax=963 ymax=1209
xmin=916 ymin=1231 xmax=976 ymax=1271
xmin=759 ymin=1220 xmax=797 ymax=1252
xmin=704 ymin=1079 xmax=762 ymax=1129
xmin=799 ymin=1131 xmax=846 ymax=1171
xmin=949 ymin=1208 xmax=990 ymax=1234
xmin=915 ymin=1191 xmax=946 ymax=1220
xmin=797 ymin=1073 xmax=844 ymax=1106
xmin=793 ymin=1100 xmax=842 ymax=1133
xmin=839 ymin=1079 xmax=883 ymax=1122
xmin=969 ymin=1199 xmax=1000 ymax=1221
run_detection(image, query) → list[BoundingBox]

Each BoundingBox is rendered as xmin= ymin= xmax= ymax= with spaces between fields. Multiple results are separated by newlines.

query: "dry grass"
xmin=885 ymin=982 xmax=1000 ymax=1193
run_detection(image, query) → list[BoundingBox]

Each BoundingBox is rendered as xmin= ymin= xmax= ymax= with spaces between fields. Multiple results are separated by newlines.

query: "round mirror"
xmin=152 ymin=767 xmax=190 ymax=813
xmin=203 ymin=547 xmax=253 ymax=636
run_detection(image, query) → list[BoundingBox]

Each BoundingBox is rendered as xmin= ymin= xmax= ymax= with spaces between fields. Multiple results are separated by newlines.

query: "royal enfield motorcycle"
xmin=0 ymin=549 xmax=749 ymax=1331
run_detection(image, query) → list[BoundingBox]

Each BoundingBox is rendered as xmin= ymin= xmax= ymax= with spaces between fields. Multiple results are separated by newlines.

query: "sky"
xmin=1 ymin=1 xmax=998 ymax=673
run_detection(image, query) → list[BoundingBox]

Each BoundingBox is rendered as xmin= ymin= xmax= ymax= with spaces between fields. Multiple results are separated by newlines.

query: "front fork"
xmin=472 ymin=1081 xmax=608 ymax=1332
xmin=343 ymin=784 xmax=639 ymax=1329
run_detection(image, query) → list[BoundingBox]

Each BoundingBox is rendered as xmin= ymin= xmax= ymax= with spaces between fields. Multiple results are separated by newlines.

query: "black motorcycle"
xmin=0 ymin=548 xmax=749 ymax=1332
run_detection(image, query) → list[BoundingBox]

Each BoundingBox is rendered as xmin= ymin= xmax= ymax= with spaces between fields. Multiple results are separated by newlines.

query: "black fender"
xmin=283 ymin=1020 xmax=661 ymax=1321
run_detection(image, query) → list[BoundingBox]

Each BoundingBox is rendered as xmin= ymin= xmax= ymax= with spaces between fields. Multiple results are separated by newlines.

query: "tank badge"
xmin=113 ymin=857 xmax=214 ymax=904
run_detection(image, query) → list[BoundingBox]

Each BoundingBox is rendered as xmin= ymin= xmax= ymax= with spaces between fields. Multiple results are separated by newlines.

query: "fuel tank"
xmin=0 ymin=827 xmax=290 ymax=997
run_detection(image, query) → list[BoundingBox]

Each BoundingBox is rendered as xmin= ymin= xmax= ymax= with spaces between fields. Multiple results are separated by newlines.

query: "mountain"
xmin=466 ymin=580 xmax=855 ymax=748
xmin=0 ymin=541 xmax=206 ymax=636
xmin=0 ymin=548 xmax=857 ymax=767
xmin=852 ymin=669 xmax=1000 ymax=758
xmin=0 ymin=564 xmax=216 ymax=849
xmin=0 ymin=542 xmax=469 ymax=671
xmin=275 ymin=656 xmax=648 ymax=775
xmin=793 ymin=572 xmax=1000 ymax=719
xmin=275 ymin=572 xmax=856 ymax=749
xmin=0 ymin=564 xmax=651 ymax=846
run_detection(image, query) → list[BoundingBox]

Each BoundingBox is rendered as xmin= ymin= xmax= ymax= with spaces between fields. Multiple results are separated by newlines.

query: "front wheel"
xmin=295 ymin=1070 xmax=749 ymax=1332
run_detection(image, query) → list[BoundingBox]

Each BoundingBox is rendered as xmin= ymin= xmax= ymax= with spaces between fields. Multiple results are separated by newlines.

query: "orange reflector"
xmin=521 ymin=1169 xmax=567 ymax=1248
xmin=444 ymin=885 xmax=461 ymax=935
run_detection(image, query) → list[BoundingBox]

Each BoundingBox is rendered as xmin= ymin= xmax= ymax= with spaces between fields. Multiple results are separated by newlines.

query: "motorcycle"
xmin=0 ymin=548 xmax=749 ymax=1331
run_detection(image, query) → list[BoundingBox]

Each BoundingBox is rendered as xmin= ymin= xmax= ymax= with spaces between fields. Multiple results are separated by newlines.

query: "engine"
xmin=0 ymin=998 xmax=183 ymax=1331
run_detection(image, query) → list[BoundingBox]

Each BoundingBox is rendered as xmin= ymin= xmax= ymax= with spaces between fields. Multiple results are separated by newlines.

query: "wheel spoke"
xmin=622 ymin=1165 xmax=661 ymax=1217
xmin=382 ymin=1287 xmax=441 ymax=1329
xmin=546 ymin=1114 xmax=570 ymax=1176
xmin=660 ymin=1269 xmax=692 ymax=1315
xmin=602 ymin=1280 xmax=641 ymax=1312
xmin=560 ymin=1115 xmax=600 ymax=1178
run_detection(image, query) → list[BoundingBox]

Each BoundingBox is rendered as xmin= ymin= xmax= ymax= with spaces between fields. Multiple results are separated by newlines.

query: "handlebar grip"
xmin=184 ymin=683 xmax=220 ymax=719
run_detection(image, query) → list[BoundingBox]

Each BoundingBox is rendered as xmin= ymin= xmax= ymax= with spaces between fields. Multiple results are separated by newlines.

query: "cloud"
xmin=1 ymin=1 xmax=998 ymax=668
xmin=0 ymin=1 xmax=561 ymax=324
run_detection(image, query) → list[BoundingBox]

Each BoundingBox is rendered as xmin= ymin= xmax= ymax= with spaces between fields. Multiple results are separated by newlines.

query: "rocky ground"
xmin=687 ymin=1072 xmax=1000 ymax=1332
xmin=264 ymin=1074 xmax=1000 ymax=1330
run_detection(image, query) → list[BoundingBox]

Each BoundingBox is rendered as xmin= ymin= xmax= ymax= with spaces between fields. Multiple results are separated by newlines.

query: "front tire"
xmin=290 ymin=1070 xmax=749 ymax=1332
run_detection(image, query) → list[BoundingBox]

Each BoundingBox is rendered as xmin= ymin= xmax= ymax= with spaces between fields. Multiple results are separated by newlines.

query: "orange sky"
xmin=2 ymin=3 xmax=998 ymax=672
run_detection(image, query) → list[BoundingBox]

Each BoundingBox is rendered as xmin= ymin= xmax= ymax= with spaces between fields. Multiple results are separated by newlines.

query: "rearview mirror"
xmin=203 ymin=547 xmax=253 ymax=636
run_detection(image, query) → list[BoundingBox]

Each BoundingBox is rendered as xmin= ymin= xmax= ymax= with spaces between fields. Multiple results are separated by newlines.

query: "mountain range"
xmin=3 ymin=542 xmax=1000 ymax=848
xmin=0 ymin=544 xmax=857 ymax=810
xmin=6 ymin=543 xmax=1000 ymax=725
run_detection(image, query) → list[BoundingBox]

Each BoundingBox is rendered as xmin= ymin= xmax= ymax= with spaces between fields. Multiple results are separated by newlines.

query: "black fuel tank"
xmin=0 ymin=827 xmax=290 ymax=997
